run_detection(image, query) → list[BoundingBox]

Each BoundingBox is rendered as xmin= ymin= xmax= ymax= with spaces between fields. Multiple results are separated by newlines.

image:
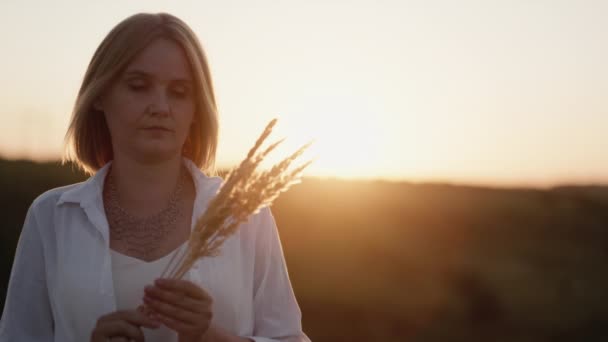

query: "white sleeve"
xmin=242 ymin=207 xmax=311 ymax=342
xmin=0 ymin=204 xmax=54 ymax=341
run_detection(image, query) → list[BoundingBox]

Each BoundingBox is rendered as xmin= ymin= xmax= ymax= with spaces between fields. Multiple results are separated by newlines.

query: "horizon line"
xmin=1 ymin=155 xmax=606 ymax=191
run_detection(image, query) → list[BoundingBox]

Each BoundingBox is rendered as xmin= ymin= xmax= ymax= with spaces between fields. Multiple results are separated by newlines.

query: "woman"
xmin=0 ymin=13 xmax=309 ymax=342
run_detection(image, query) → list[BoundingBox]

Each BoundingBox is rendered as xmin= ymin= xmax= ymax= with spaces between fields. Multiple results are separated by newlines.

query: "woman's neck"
xmin=107 ymin=153 xmax=184 ymax=216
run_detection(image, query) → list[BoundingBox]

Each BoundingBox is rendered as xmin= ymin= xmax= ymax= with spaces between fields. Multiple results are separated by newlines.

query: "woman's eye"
xmin=171 ymin=86 xmax=191 ymax=98
xmin=127 ymin=81 xmax=148 ymax=91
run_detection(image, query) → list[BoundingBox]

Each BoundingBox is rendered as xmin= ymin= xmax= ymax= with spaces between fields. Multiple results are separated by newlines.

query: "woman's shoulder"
xmin=238 ymin=207 xmax=277 ymax=241
xmin=30 ymin=182 xmax=87 ymax=212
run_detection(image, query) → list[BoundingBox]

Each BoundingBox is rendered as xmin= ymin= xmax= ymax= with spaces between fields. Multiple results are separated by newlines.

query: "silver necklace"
xmin=103 ymin=166 xmax=185 ymax=260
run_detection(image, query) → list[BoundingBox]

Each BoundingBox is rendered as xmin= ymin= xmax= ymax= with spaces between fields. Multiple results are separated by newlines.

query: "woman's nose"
xmin=147 ymin=89 xmax=171 ymax=116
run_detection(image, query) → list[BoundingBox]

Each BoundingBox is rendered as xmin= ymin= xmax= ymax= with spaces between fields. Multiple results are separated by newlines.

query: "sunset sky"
xmin=1 ymin=1 xmax=607 ymax=187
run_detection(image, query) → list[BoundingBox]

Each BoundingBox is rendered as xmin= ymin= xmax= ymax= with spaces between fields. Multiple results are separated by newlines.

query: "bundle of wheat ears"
xmin=158 ymin=118 xmax=312 ymax=281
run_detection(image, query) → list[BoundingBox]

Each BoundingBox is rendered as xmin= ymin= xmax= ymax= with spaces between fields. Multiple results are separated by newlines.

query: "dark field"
xmin=1 ymin=159 xmax=607 ymax=341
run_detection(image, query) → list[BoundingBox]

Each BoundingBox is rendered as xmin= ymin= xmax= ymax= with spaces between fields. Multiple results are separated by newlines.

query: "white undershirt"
xmin=110 ymin=241 xmax=189 ymax=342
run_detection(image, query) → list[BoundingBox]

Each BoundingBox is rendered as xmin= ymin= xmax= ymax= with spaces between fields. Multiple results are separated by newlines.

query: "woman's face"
xmin=96 ymin=38 xmax=196 ymax=164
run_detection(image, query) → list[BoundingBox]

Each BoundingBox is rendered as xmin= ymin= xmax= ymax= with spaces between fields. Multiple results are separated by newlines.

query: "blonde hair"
xmin=63 ymin=12 xmax=218 ymax=175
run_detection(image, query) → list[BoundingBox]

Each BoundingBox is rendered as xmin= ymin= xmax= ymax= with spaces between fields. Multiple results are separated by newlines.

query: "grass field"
xmin=1 ymin=159 xmax=607 ymax=341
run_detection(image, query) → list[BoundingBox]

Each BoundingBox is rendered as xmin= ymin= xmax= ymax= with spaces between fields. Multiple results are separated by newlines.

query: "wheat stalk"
xmin=159 ymin=118 xmax=312 ymax=281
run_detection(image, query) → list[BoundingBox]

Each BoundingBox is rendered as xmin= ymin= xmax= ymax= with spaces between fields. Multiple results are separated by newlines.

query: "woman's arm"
xmin=0 ymin=204 xmax=54 ymax=341
xmin=241 ymin=208 xmax=310 ymax=342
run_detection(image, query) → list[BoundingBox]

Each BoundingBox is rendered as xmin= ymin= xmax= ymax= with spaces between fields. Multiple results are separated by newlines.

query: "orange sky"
xmin=1 ymin=1 xmax=607 ymax=187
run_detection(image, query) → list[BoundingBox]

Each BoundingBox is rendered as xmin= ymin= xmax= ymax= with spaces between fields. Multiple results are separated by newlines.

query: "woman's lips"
xmin=142 ymin=126 xmax=172 ymax=132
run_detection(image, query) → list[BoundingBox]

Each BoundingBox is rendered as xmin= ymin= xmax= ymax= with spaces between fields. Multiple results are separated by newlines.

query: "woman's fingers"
xmin=154 ymin=278 xmax=210 ymax=300
xmin=109 ymin=337 xmax=130 ymax=342
xmin=91 ymin=309 xmax=160 ymax=342
xmin=103 ymin=309 xmax=161 ymax=329
xmin=143 ymin=294 xmax=208 ymax=325
xmin=155 ymin=311 xmax=192 ymax=333
xmin=93 ymin=319 xmax=145 ymax=342
xmin=142 ymin=279 xmax=213 ymax=339
xmin=144 ymin=285 xmax=211 ymax=314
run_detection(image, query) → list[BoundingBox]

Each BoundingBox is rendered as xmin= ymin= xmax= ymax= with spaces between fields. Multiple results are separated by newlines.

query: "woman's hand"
xmin=143 ymin=278 xmax=213 ymax=342
xmin=90 ymin=309 xmax=160 ymax=342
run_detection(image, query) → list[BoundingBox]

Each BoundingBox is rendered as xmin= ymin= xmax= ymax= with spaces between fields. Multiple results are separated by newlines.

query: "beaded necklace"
xmin=103 ymin=166 xmax=186 ymax=260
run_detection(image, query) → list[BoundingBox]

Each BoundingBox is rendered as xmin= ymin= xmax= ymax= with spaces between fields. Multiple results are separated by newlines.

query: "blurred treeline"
xmin=1 ymin=158 xmax=608 ymax=341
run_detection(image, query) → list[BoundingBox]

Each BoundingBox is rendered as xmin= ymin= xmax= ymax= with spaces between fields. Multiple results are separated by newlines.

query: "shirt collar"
xmin=56 ymin=157 xmax=223 ymax=211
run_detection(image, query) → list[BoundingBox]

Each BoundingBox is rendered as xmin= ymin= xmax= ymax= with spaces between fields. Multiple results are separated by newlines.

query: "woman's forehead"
xmin=124 ymin=38 xmax=193 ymax=81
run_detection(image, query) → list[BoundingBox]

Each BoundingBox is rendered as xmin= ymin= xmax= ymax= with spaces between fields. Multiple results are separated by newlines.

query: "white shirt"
xmin=110 ymin=240 xmax=189 ymax=342
xmin=0 ymin=158 xmax=310 ymax=342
